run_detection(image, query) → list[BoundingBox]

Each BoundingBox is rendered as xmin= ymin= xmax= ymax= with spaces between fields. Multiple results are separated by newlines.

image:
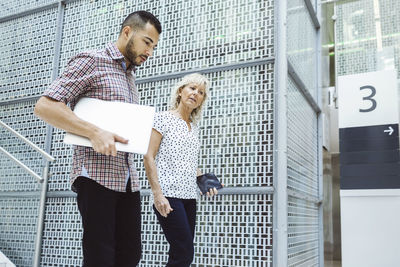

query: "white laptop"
xmin=64 ymin=97 xmax=155 ymax=155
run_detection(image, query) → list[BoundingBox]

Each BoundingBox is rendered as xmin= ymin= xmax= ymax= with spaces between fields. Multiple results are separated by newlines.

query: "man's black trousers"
xmin=74 ymin=176 xmax=141 ymax=267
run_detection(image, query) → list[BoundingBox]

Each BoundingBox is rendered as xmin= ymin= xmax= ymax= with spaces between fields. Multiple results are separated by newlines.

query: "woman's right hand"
xmin=154 ymin=193 xmax=173 ymax=217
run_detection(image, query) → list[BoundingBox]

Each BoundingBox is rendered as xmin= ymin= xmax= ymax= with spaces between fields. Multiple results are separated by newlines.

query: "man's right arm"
xmin=34 ymin=96 xmax=128 ymax=156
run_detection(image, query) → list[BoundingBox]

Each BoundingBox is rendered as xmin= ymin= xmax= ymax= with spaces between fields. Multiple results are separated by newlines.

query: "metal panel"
xmin=379 ymin=0 xmax=400 ymax=78
xmin=335 ymin=0 xmax=376 ymax=76
xmin=286 ymin=0 xmax=320 ymax=257
xmin=40 ymin=194 xmax=272 ymax=267
xmin=287 ymin=195 xmax=319 ymax=267
xmin=336 ymin=0 xmax=400 ymax=78
xmin=288 ymin=61 xmax=321 ymax=113
xmin=57 ymin=0 xmax=274 ymax=78
xmin=0 ymin=8 xmax=58 ymax=102
xmin=0 ymin=197 xmax=40 ymax=267
xmin=46 ymin=127 xmax=73 ymax=192
xmin=287 ymin=77 xmax=319 ymax=199
xmin=287 ymin=0 xmax=318 ymax=99
xmin=141 ymin=0 xmax=274 ymax=78
xmin=0 ymin=1 xmax=58 ymax=18
xmin=40 ymin=197 xmax=82 ymax=267
xmin=135 ymin=65 xmax=274 ymax=189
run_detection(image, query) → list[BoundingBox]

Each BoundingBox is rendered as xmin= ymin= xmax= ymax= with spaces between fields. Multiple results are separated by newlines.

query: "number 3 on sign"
xmin=338 ymin=70 xmax=398 ymax=128
xmin=359 ymin=85 xmax=377 ymax=113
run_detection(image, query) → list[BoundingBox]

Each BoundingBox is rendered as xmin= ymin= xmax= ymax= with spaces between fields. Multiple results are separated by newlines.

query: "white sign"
xmin=338 ymin=70 xmax=398 ymax=128
xmin=64 ymin=97 xmax=155 ymax=155
xmin=341 ymin=189 xmax=400 ymax=267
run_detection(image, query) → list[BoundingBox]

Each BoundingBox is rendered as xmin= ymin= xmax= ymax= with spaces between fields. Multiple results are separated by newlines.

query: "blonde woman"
xmin=144 ymin=73 xmax=219 ymax=266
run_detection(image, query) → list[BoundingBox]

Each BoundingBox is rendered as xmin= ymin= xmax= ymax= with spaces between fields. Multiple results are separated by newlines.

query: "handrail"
xmin=0 ymin=146 xmax=43 ymax=182
xmin=0 ymin=119 xmax=55 ymax=183
xmin=0 ymin=120 xmax=55 ymax=162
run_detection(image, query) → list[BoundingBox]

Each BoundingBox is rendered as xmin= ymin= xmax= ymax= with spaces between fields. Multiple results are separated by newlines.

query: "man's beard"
xmin=125 ymin=36 xmax=140 ymax=66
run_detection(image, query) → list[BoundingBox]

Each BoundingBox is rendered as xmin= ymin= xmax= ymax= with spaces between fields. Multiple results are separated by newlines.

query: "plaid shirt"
xmin=44 ymin=43 xmax=140 ymax=192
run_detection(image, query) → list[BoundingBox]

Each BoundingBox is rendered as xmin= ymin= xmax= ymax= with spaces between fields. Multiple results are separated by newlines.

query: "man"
xmin=34 ymin=11 xmax=161 ymax=267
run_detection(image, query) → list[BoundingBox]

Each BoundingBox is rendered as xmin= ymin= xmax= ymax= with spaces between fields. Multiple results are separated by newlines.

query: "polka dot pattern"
xmin=153 ymin=111 xmax=200 ymax=199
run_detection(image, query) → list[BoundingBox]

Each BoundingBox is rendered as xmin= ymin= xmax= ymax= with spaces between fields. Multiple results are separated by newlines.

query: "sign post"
xmin=338 ymin=69 xmax=400 ymax=267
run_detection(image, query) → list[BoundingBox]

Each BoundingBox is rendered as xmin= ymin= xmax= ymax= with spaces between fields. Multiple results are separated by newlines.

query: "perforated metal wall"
xmin=287 ymin=76 xmax=319 ymax=266
xmin=139 ymin=0 xmax=274 ymax=78
xmin=379 ymin=0 xmax=400 ymax=77
xmin=134 ymin=65 xmax=274 ymax=190
xmin=288 ymin=196 xmax=319 ymax=267
xmin=41 ymin=198 xmax=82 ymax=267
xmin=336 ymin=0 xmax=400 ymax=78
xmin=287 ymin=0 xmax=317 ymax=100
xmin=57 ymin=0 xmax=274 ymax=79
xmin=287 ymin=77 xmax=318 ymax=198
xmin=286 ymin=0 xmax=321 ymax=265
xmin=0 ymin=198 xmax=40 ymax=267
xmin=0 ymin=1 xmax=58 ymax=18
xmin=40 ymin=194 xmax=272 ymax=267
xmin=0 ymin=8 xmax=58 ymax=101
xmin=47 ymin=127 xmax=73 ymax=192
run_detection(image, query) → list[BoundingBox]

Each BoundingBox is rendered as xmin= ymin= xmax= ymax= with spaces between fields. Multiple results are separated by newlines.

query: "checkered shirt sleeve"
xmin=44 ymin=53 xmax=96 ymax=104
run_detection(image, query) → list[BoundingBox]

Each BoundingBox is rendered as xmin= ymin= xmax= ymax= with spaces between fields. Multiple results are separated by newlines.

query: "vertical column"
xmin=338 ymin=69 xmax=400 ymax=267
xmin=314 ymin=0 xmax=324 ymax=266
xmin=33 ymin=2 xmax=65 ymax=267
xmin=273 ymin=0 xmax=288 ymax=266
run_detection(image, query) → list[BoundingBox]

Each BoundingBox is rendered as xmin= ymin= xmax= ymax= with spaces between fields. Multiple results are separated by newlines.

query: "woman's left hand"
xmin=199 ymin=184 xmax=224 ymax=197
xmin=206 ymin=187 xmax=218 ymax=197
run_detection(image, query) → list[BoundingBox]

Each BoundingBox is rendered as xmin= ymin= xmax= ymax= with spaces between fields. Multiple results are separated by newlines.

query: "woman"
xmin=144 ymin=73 xmax=219 ymax=267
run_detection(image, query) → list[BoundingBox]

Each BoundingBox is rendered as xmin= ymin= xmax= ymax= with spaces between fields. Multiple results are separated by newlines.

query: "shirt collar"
xmin=106 ymin=42 xmax=124 ymax=60
xmin=106 ymin=42 xmax=136 ymax=72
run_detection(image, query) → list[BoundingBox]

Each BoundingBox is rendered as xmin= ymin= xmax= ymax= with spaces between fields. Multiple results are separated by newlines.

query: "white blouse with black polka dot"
xmin=152 ymin=111 xmax=200 ymax=199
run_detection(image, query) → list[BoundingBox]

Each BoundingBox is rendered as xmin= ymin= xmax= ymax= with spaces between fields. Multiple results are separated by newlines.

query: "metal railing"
xmin=0 ymin=119 xmax=55 ymax=267
xmin=0 ymin=120 xmax=55 ymax=181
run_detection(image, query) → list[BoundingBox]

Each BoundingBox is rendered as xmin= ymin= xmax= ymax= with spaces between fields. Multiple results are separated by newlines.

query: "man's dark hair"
xmin=120 ymin=11 xmax=162 ymax=35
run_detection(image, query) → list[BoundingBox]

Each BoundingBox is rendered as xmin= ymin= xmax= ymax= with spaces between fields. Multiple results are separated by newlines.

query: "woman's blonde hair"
xmin=169 ymin=73 xmax=210 ymax=123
